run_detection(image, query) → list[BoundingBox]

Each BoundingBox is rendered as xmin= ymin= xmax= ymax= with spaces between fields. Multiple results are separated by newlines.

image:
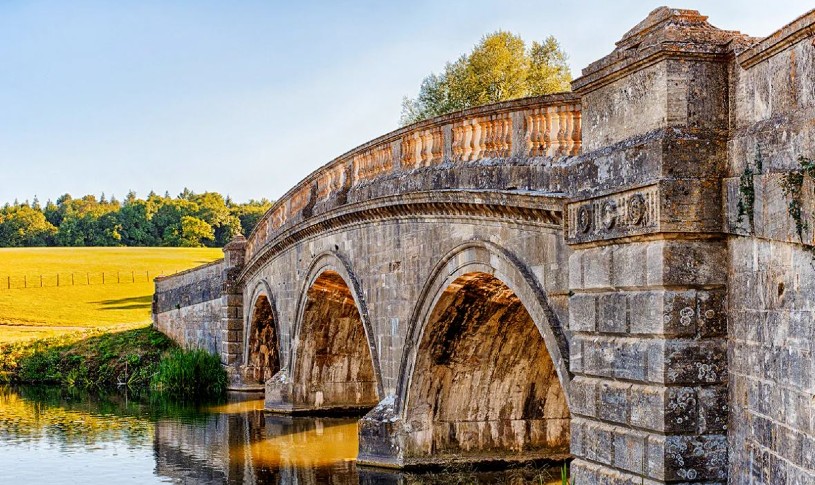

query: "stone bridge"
xmin=153 ymin=7 xmax=815 ymax=484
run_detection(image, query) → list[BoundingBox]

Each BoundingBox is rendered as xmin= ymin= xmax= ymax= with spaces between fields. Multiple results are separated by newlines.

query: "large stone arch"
xmin=266 ymin=251 xmax=383 ymax=413
xmin=241 ymin=280 xmax=281 ymax=385
xmin=400 ymin=241 xmax=571 ymax=408
xmin=359 ymin=241 xmax=571 ymax=467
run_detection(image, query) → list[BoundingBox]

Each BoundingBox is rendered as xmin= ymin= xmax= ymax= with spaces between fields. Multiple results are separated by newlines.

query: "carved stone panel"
xmin=566 ymin=185 xmax=659 ymax=243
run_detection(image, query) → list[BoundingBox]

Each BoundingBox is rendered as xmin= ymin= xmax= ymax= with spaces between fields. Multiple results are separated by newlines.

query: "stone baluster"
xmin=525 ymin=114 xmax=536 ymax=156
xmin=571 ymin=111 xmax=582 ymax=155
xmin=473 ymin=120 xmax=483 ymax=160
xmin=560 ymin=110 xmax=571 ymax=155
xmin=451 ymin=126 xmax=462 ymax=160
xmin=481 ymin=119 xmax=491 ymax=157
xmin=502 ymin=116 xmax=512 ymax=155
xmin=422 ymin=132 xmax=432 ymax=165
xmin=548 ymin=108 xmax=560 ymax=156
xmin=540 ymin=111 xmax=550 ymax=156
xmin=432 ymin=130 xmax=443 ymax=163
xmin=463 ymin=123 xmax=474 ymax=161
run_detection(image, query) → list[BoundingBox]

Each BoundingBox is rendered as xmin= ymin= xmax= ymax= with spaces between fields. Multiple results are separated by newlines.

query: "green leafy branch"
xmin=737 ymin=146 xmax=762 ymax=232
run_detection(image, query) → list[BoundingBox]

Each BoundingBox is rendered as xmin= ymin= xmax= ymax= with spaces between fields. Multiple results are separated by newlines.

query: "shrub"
xmin=151 ymin=349 xmax=226 ymax=400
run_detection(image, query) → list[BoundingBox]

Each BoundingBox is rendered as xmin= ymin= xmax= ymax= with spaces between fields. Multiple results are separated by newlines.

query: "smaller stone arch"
xmin=266 ymin=251 xmax=383 ymax=413
xmin=243 ymin=281 xmax=281 ymax=385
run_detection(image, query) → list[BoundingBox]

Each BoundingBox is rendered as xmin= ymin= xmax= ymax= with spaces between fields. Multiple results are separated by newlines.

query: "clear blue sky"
xmin=1 ymin=0 xmax=811 ymax=205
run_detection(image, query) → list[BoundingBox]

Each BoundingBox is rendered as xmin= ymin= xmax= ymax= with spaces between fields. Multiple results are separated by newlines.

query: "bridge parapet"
xmin=244 ymin=94 xmax=581 ymax=262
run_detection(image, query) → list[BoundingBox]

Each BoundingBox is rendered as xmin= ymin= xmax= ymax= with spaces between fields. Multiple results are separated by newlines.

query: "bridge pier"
xmin=563 ymin=8 xmax=735 ymax=483
xmin=264 ymin=369 xmax=379 ymax=415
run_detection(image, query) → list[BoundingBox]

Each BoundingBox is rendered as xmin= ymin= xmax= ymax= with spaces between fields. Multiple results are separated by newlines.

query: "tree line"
xmin=0 ymin=189 xmax=272 ymax=248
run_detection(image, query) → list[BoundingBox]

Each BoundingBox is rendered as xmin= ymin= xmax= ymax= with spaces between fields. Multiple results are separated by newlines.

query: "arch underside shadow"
xmin=404 ymin=272 xmax=570 ymax=463
xmin=266 ymin=266 xmax=380 ymax=414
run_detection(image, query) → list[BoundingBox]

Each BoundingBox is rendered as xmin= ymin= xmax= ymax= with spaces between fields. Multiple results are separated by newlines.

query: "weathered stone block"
xmin=663 ymin=339 xmax=727 ymax=385
xmin=569 ymin=376 xmax=598 ymax=418
xmin=598 ymin=292 xmax=628 ymax=334
xmin=649 ymin=434 xmax=728 ymax=482
xmin=697 ymin=386 xmax=728 ymax=434
xmin=582 ymin=246 xmax=613 ymax=289
xmin=568 ymin=293 xmax=596 ymax=332
xmin=599 ymin=381 xmax=630 ymax=423
xmin=648 ymin=240 xmax=728 ymax=287
xmin=629 ymin=290 xmax=697 ymax=336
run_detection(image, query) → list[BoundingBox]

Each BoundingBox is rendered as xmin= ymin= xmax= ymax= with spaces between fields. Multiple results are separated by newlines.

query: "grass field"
xmin=0 ymin=247 xmax=222 ymax=343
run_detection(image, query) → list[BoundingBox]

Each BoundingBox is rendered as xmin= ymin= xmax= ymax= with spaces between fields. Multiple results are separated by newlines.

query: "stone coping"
xmin=154 ymin=258 xmax=225 ymax=287
xmin=737 ymin=8 xmax=815 ymax=69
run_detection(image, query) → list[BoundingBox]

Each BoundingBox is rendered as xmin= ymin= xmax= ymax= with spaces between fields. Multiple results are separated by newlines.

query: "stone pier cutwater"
xmin=153 ymin=7 xmax=815 ymax=484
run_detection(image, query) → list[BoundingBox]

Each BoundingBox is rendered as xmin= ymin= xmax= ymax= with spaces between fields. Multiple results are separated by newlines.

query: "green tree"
xmin=229 ymin=198 xmax=273 ymax=236
xmin=177 ymin=216 xmax=215 ymax=247
xmin=153 ymin=198 xmax=199 ymax=246
xmin=0 ymin=203 xmax=57 ymax=247
xmin=54 ymin=194 xmax=121 ymax=246
xmin=119 ymin=198 xmax=159 ymax=246
xmin=189 ymin=192 xmax=241 ymax=246
xmin=400 ymin=32 xmax=571 ymax=125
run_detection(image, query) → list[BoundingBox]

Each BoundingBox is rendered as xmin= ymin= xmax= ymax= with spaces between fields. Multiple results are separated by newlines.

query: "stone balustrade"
xmin=243 ymin=94 xmax=581 ymax=260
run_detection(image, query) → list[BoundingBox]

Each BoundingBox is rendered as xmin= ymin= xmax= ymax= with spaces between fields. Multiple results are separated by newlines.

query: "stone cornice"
xmin=737 ymin=9 xmax=815 ymax=69
xmin=572 ymin=48 xmax=732 ymax=95
xmin=239 ymin=190 xmax=565 ymax=282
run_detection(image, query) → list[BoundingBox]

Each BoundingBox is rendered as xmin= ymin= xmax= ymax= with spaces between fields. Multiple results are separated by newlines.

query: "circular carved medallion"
xmin=577 ymin=205 xmax=592 ymax=234
xmin=628 ymin=194 xmax=646 ymax=225
xmin=601 ymin=200 xmax=617 ymax=230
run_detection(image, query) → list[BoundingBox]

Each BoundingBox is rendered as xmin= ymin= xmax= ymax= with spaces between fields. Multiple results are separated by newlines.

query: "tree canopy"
xmin=400 ymin=32 xmax=572 ymax=125
xmin=0 ymin=190 xmax=273 ymax=248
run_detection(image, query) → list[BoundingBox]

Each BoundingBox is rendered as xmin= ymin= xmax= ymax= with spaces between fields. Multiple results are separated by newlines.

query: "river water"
xmin=0 ymin=386 xmax=563 ymax=484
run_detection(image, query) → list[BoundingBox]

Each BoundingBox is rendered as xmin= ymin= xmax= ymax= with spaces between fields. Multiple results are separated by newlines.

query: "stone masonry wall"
xmin=724 ymin=11 xmax=815 ymax=484
xmin=153 ymin=259 xmax=225 ymax=355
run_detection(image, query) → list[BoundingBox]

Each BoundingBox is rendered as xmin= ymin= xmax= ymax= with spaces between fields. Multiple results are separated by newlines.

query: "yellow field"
xmin=0 ymin=247 xmax=222 ymax=343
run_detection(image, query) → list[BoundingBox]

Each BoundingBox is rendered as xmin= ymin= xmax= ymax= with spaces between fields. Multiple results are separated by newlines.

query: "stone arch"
xmin=286 ymin=251 xmax=382 ymax=412
xmin=397 ymin=241 xmax=571 ymax=463
xmin=243 ymin=281 xmax=281 ymax=384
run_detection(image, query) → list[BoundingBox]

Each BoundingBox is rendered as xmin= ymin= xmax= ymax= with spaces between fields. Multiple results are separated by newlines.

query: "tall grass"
xmin=151 ymin=349 xmax=227 ymax=400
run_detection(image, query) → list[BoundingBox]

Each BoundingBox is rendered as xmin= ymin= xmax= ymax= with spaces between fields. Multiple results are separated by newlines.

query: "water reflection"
xmin=0 ymin=387 xmax=562 ymax=484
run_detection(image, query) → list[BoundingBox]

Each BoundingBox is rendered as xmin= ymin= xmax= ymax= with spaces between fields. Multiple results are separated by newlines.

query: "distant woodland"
xmin=0 ymin=189 xmax=272 ymax=248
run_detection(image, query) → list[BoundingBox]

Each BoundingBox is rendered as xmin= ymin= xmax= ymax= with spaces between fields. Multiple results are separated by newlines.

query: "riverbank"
xmin=0 ymin=325 xmax=226 ymax=398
